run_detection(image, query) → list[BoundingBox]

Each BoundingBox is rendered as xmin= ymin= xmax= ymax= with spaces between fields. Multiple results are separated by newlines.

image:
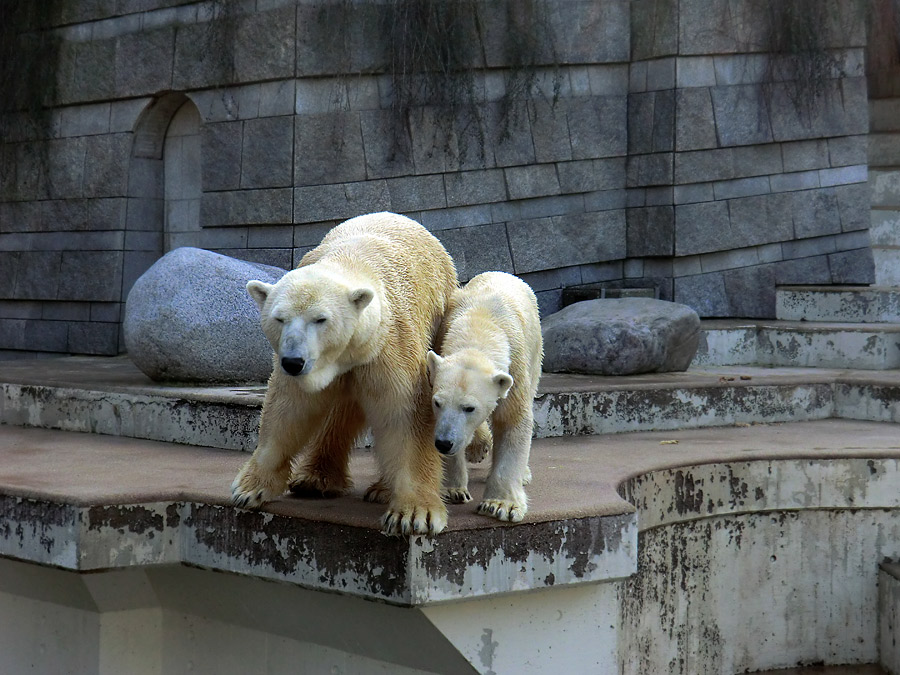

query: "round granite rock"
xmin=541 ymin=298 xmax=700 ymax=375
xmin=124 ymin=247 xmax=286 ymax=383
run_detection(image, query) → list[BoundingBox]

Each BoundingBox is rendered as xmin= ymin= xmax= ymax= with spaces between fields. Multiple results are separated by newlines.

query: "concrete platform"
xmin=3 ymin=356 xmax=900 ymax=450
xmin=777 ymin=285 xmax=900 ymax=323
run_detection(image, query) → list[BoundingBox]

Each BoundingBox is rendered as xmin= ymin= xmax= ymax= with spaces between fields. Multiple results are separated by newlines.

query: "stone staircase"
xmin=696 ymin=285 xmax=900 ymax=369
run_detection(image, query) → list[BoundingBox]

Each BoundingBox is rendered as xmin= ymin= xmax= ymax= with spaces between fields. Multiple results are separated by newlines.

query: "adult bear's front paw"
xmin=230 ymin=459 xmax=285 ymax=508
xmin=477 ymin=497 xmax=527 ymax=523
xmin=381 ymin=498 xmax=447 ymax=536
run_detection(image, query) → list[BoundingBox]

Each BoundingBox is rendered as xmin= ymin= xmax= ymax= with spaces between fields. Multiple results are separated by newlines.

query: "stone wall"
xmin=0 ymin=0 xmax=887 ymax=357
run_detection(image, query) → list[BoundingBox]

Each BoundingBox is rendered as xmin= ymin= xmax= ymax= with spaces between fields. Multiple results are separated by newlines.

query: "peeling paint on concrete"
xmin=0 ymin=495 xmax=80 ymax=568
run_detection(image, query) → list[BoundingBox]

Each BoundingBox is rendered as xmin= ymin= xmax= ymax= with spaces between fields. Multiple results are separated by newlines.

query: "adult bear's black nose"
xmin=281 ymin=356 xmax=306 ymax=376
xmin=435 ymin=438 xmax=454 ymax=455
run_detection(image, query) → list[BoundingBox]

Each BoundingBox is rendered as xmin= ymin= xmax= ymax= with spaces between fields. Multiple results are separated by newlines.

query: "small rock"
xmin=124 ymin=247 xmax=286 ymax=383
xmin=541 ymin=298 xmax=700 ymax=375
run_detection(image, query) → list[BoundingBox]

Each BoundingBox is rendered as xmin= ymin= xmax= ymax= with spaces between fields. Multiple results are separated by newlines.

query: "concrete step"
xmin=776 ymin=285 xmax=900 ymax=323
xmin=2 ymin=356 xmax=900 ymax=451
xmin=697 ymin=320 xmax=900 ymax=369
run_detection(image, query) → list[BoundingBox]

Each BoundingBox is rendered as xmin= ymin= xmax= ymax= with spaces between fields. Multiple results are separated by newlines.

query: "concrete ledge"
xmin=882 ymin=562 xmax=900 ymax=675
xmin=777 ymin=285 xmax=900 ymax=323
xmin=3 ymin=356 xmax=900 ymax=450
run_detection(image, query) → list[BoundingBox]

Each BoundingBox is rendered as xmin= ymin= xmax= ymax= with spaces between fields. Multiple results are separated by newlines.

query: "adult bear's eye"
xmin=462 ymin=405 xmax=475 ymax=413
xmin=433 ymin=399 xmax=442 ymax=409
xmin=273 ymin=317 xmax=284 ymax=324
xmin=315 ymin=317 xmax=327 ymax=324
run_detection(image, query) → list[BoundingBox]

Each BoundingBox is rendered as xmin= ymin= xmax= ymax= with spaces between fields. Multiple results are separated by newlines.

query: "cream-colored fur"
xmin=231 ymin=212 xmax=457 ymax=536
xmin=427 ymin=271 xmax=543 ymax=522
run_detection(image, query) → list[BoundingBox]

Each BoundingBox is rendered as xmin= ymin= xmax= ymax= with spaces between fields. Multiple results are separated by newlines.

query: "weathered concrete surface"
xmin=2 ymin=420 xmax=899 ymax=673
xmin=542 ymin=298 xmax=700 ymax=375
xmin=777 ymin=285 xmax=900 ymax=323
xmin=123 ymin=247 xmax=286 ymax=383
xmin=696 ymin=319 xmax=900 ymax=369
xmin=882 ymin=563 xmax=900 ymax=675
xmin=7 ymin=356 xmax=900 ymax=450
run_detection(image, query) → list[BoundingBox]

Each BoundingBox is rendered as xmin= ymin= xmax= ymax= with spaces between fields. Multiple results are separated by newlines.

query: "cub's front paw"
xmin=442 ymin=487 xmax=472 ymax=504
xmin=465 ymin=423 xmax=492 ymax=464
xmin=230 ymin=460 xmax=286 ymax=508
xmin=477 ymin=498 xmax=527 ymax=523
xmin=381 ymin=498 xmax=448 ymax=536
xmin=363 ymin=480 xmax=391 ymax=504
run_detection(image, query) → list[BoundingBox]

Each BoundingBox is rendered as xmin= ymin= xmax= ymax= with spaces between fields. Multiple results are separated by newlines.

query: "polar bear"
xmin=426 ymin=271 xmax=543 ymax=522
xmin=231 ymin=212 xmax=458 ymax=536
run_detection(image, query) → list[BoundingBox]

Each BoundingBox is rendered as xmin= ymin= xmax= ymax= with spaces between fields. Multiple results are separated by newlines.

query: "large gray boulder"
xmin=541 ymin=298 xmax=700 ymax=375
xmin=124 ymin=247 xmax=286 ymax=383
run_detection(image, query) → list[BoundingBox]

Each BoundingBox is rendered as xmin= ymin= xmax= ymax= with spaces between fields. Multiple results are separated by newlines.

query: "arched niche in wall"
xmin=123 ymin=92 xmax=202 ymax=301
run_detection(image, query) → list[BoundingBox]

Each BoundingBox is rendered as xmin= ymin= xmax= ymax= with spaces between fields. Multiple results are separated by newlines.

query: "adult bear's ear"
xmin=426 ymin=350 xmax=443 ymax=386
xmin=493 ymin=372 xmax=514 ymax=400
xmin=349 ymin=287 xmax=374 ymax=311
xmin=247 ymin=280 xmax=274 ymax=311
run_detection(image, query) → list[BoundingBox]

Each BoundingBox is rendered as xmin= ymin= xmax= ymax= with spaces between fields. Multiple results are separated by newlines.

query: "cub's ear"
xmin=493 ymin=371 xmax=514 ymax=400
xmin=426 ymin=350 xmax=443 ymax=386
xmin=349 ymin=287 xmax=375 ymax=311
xmin=247 ymin=280 xmax=274 ymax=311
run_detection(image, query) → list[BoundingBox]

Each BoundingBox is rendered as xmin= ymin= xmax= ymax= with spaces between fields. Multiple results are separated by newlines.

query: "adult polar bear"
xmin=427 ymin=271 xmax=543 ymax=523
xmin=231 ymin=212 xmax=457 ymax=536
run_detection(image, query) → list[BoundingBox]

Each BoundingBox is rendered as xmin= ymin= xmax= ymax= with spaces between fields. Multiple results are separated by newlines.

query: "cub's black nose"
xmin=281 ymin=356 xmax=306 ymax=376
xmin=435 ymin=438 xmax=454 ymax=455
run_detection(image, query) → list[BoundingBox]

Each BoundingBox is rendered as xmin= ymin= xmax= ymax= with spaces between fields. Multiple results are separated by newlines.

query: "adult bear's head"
xmin=247 ymin=262 xmax=380 ymax=392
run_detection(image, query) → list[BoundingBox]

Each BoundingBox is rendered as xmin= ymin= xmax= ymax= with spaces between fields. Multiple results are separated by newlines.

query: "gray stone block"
xmin=585 ymin=189 xmax=628 ymax=211
xmin=0 ymin=253 xmax=18 ymax=296
xmin=23 ymin=319 xmax=68 ymax=353
xmin=728 ymin=192 xmax=794 ymax=247
xmin=435 ymin=222 xmax=513 ymax=282
xmin=0 ymin=318 xmax=26 ymax=350
xmin=408 ymin=107 xmax=460 ymax=175
xmin=627 ymin=92 xmax=655 ymax=154
xmin=444 ymin=169 xmax=507 ymax=207
xmin=386 ymin=175 xmax=447 ymax=212
xmin=259 ymin=80 xmax=295 ymax=118
xmin=360 ymin=110 xmax=414 ymax=179
xmin=214 ymin=248 xmax=293 ymax=270
xmin=819 ymin=165 xmax=867 ymax=188
xmin=173 ymin=23 xmax=227 ymax=90
xmin=677 ymin=56 xmax=717 ymax=88
xmin=546 ymin=0 xmax=630 ymax=63
xmin=46 ymin=138 xmax=87 ymax=200
xmin=651 ymin=89 xmax=675 ymax=152
xmin=834 ymin=182 xmax=870 ymax=232
xmin=558 ymin=158 xmax=625 ymax=194
xmin=83 ymin=133 xmax=130 ymax=198
xmin=124 ymin=230 xmax=162 ymax=252
xmin=68 ymin=321 xmax=119 ymax=355
xmin=294 ymin=112 xmax=366 ymax=187
xmin=246 ymin=225 xmax=292 ymax=249
xmin=530 ymin=100 xmax=572 ymax=163
xmin=829 ymin=248 xmax=875 ymax=284
xmin=828 ymin=135 xmax=867 ymax=167
xmin=419 ymin=204 xmax=493 ymax=232
xmin=69 ymin=40 xmax=117 ymax=103
xmin=769 ymin=78 xmax=868 ymax=142
xmin=234 ymin=6 xmax=295 ymax=82
xmin=202 ymin=122 xmax=242 ymax=192
xmin=508 ymin=211 xmax=626 ymax=274
xmin=769 ymin=171 xmax=820 ymax=193
xmin=773 ymin=256 xmax=832 ymax=286
xmin=631 ymin=0 xmax=678 ymax=60
xmin=676 ymin=88 xmax=717 ymax=151
xmin=569 ymin=96 xmax=627 ymax=159
xmin=723 ymin=264 xmax=776 ymax=317
xmin=115 ymin=28 xmax=174 ymax=97
xmin=673 ymin=183 xmax=714 ymax=205
xmin=91 ymin=302 xmax=122 ymax=323
xmin=124 ymin=247 xmax=287 ymax=382
xmin=732 ymin=144 xmax=783 ymax=178
xmin=58 ymin=251 xmax=123 ymax=302
xmin=241 ymin=116 xmax=293 ymax=189
xmin=541 ymin=298 xmax=700 ymax=375
xmin=202 ymin=189 xmax=292 ymax=227
xmin=90 ymin=199 xmax=128 ymax=231
xmin=713 ymin=176 xmax=770 ymax=200
xmin=782 ymin=139 xmax=830 ymax=173
xmin=647 ymin=58 xmax=676 ymax=91
xmin=674 ymin=201 xmax=730 ymax=255
xmin=626 ymin=153 xmax=673 ymax=187
xmin=674 ymin=148 xmax=734 ymax=184
xmin=791 ymin=188 xmax=842 ymax=239
xmin=519 ymin=266 xmax=582 ymax=293
xmin=505 ymin=164 xmax=561 ymax=201
xmin=645 ymin=186 xmax=673 ymax=206
xmin=627 ymin=206 xmax=674 ymax=257
xmin=674 ymin=271 xmax=729 ymax=317
xmin=710 ymin=85 xmax=773 ymax=146
xmin=199 ymin=227 xmax=249 ymax=250
xmin=13 ymin=252 xmax=61 ymax=300
xmin=489 ymin=102 xmax=536 ymax=167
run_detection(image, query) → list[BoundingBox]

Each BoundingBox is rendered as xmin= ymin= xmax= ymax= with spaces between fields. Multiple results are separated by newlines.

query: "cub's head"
xmin=426 ymin=349 xmax=513 ymax=456
xmin=248 ymin=266 xmax=377 ymax=392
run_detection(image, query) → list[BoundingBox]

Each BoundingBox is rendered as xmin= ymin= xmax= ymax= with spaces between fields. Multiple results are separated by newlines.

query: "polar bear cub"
xmin=426 ymin=271 xmax=543 ymax=522
xmin=231 ymin=212 xmax=457 ymax=536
